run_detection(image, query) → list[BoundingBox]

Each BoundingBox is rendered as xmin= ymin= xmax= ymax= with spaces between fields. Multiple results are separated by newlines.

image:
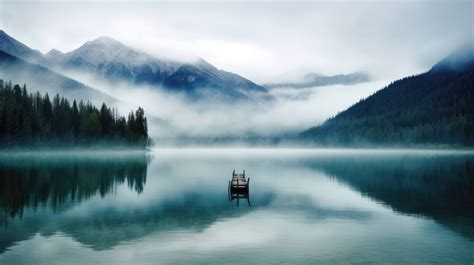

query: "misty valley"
xmin=1 ymin=28 xmax=473 ymax=147
xmin=1 ymin=1 xmax=474 ymax=264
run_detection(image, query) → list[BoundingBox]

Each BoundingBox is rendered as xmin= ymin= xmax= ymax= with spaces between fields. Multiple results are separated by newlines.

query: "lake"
xmin=0 ymin=148 xmax=473 ymax=264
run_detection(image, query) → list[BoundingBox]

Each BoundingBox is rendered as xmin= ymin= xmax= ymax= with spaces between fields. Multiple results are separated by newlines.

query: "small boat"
xmin=228 ymin=169 xmax=250 ymax=192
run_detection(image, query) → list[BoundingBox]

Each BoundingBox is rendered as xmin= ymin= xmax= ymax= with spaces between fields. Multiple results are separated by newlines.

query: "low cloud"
xmin=63 ymin=70 xmax=389 ymax=139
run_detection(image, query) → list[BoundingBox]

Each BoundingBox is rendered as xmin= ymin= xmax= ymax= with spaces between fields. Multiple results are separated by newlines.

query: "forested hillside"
xmin=0 ymin=80 xmax=150 ymax=147
xmin=301 ymin=51 xmax=474 ymax=146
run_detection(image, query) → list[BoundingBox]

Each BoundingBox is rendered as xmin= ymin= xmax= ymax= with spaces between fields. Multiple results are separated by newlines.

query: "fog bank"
xmin=63 ymin=70 xmax=390 ymax=139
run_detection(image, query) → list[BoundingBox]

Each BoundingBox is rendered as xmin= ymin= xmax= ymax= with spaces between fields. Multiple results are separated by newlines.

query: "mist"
xmin=59 ymin=68 xmax=389 ymax=140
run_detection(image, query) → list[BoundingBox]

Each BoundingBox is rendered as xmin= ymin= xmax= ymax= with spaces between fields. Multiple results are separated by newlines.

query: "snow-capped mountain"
xmin=49 ymin=36 xmax=180 ymax=85
xmin=47 ymin=36 xmax=271 ymax=101
xmin=164 ymin=59 xmax=270 ymax=100
xmin=0 ymin=30 xmax=272 ymax=101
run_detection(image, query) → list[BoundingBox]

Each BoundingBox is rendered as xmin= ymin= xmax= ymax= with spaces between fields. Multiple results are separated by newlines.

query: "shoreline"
xmin=1 ymin=146 xmax=473 ymax=156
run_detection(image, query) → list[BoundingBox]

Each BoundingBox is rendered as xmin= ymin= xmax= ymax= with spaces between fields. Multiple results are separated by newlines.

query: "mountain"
xmin=301 ymin=49 xmax=474 ymax=146
xmin=44 ymin=48 xmax=64 ymax=65
xmin=163 ymin=59 xmax=270 ymax=100
xmin=50 ymin=36 xmax=179 ymax=84
xmin=0 ymin=30 xmax=46 ymax=65
xmin=265 ymin=72 xmax=370 ymax=89
xmin=0 ymin=31 xmax=271 ymax=101
xmin=430 ymin=45 xmax=474 ymax=72
xmin=0 ymin=50 xmax=113 ymax=104
xmin=47 ymin=36 xmax=271 ymax=101
xmin=48 ymin=37 xmax=271 ymax=100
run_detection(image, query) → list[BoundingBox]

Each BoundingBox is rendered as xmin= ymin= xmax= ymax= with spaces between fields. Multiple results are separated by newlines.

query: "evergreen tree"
xmin=301 ymin=58 xmax=474 ymax=146
xmin=0 ymin=80 xmax=151 ymax=148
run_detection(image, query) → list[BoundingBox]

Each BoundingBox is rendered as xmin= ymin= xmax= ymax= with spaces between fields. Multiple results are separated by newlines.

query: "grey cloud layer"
xmin=0 ymin=1 xmax=472 ymax=83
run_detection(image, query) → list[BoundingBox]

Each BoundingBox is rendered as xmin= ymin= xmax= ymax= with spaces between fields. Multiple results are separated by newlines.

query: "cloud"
xmin=0 ymin=1 xmax=472 ymax=83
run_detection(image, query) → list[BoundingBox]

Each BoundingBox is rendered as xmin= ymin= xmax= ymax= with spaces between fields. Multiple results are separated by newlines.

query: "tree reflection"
xmin=0 ymin=152 xmax=150 ymax=221
xmin=304 ymin=154 xmax=474 ymax=240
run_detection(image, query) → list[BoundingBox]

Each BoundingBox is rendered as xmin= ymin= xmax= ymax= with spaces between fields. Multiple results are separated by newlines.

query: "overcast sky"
xmin=0 ymin=0 xmax=472 ymax=83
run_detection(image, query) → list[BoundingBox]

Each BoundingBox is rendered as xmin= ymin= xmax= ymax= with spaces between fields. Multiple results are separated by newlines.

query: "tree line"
xmin=301 ymin=58 xmax=474 ymax=147
xmin=0 ymin=80 xmax=150 ymax=147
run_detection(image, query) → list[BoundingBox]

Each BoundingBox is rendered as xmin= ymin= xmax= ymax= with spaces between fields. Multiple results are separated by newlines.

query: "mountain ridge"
xmin=265 ymin=72 xmax=370 ymax=89
xmin=47 ymin=35 xmax=271 ymax=101
xmin=300 ymin=48 xmax=474 ymax=146
xmin=0 ymin=50 xmax=114 ymax=104
xmin=0 ymin=30 xmax=46 ymax=65
xmin=0 ymin=30 xmax=272 ymax=102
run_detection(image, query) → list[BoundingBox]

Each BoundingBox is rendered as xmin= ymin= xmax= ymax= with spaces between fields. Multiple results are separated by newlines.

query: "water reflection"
xmin=228 ymin=189 xmax=251 ymax=207
xmin=0 ymin=151 xmax=150 ymax=223
xmin=301 ymin=154 xmax=474 ymax=240
xmin=0 ymin=149 xmax=472 ymax=264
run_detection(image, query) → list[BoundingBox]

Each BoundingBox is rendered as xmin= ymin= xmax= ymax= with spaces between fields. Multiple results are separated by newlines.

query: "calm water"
xmin=0 ymin=148 xmax=473 ymax=264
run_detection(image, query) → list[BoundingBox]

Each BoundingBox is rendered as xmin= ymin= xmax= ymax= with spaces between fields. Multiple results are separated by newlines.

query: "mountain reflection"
xmin=303 ymin=154 xmax=474 ymax=240
xmin=0 ymin=152 xmax=150 ymax=222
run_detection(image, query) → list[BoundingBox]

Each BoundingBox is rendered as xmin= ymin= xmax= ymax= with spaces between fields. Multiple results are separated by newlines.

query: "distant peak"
xmin=194 ymin=57 xmax=217 ymax=70
xmin=92 ymin=36 xmax=121 ymax=45
xmin=45 ymin=48 xmax=63 ymax=56
xmin=76 ymin=36 xmax=125 ymax=53
xmin=47 ymin=48 xmax=62 ymax=53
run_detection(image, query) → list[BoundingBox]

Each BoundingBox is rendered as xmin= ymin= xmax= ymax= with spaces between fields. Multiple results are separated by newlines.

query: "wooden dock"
xmin=228 ymin=169 xmax=250 ymax=192
xmin=228 ymin=169 xmax=250 ymax=206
